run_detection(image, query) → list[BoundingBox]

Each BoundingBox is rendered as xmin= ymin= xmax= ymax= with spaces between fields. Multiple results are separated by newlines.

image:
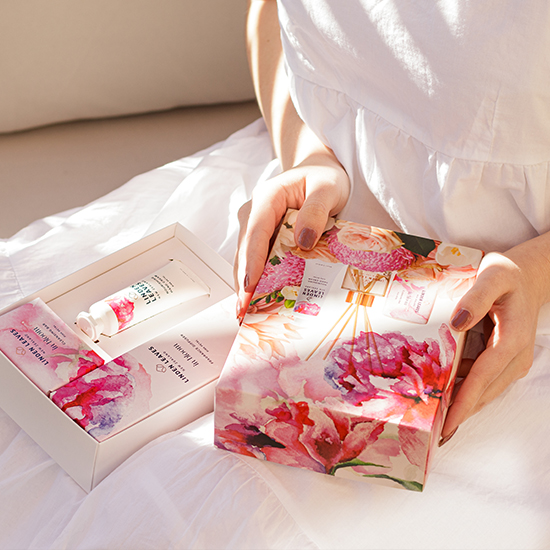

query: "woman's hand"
xmin=234 ymin=151 xmax=350 ymax=322
xmin=238 ymin=0 xmax=350 ymax=320
xmin=441 ymin=234 xmax=550 ymax=443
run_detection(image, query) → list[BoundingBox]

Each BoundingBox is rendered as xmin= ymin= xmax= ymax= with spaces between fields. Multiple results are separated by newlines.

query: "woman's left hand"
xmin=441 ymin=234 xmax=550 ymax=443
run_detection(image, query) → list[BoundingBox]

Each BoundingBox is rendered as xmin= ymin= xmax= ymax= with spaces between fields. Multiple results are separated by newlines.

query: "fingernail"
xmin=451 ymin=308 xmax=472 ymax=331
xmin=297 ymin=227 xmax=317 ymax=250
xmin=438 ymin=427 xmax=458 ymax=447
xmin=236 ymin=297 xmax=242 ymax=320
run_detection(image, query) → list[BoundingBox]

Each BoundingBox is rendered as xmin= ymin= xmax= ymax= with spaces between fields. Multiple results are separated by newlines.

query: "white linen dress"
xmin=278 ymin=0 xmax=550 ymax=254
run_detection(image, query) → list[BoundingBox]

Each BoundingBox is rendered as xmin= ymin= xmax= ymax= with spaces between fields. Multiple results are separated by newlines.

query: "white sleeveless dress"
xmin=277 ymin=0 xmax=550 ymax=253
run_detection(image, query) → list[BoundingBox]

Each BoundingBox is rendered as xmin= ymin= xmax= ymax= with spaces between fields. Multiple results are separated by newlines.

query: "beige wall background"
xmin=0 ymin=0 xmax=255 ymax=133
xmin=0 ymin=0 xmax=262 ymax=238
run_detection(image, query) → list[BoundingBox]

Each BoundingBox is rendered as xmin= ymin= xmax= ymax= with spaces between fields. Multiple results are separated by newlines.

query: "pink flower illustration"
xmin=294 ymin=301 xmax=321 ymax=316
xmin=216 ymin=397 xmax=400 ymax=476
xmin=237 ymin=313 xmax=302 ymax=359
xmin=105 ymin=295 xmax=135 ymax=330
xmin=397 ymin=243 xmax=481 ymax=298
xmin=52 ymin=354 xmax=152 ymax=441
xmin=0 ymin=300 xmax=105 ymax=392
xmin=326 ymin=325 xmax=456 ymax=413
xmin=326 ymin=227 xmax=414 ymax=272
xmin=332 ymin=221 xmax=404 ymax=253
xmin=255 ymin=253 xmax=305 ymax=296
xmin=48 ymin=346 xmax=105 ymax=380
xmin=324 ymin=324 xmax=456 ymax=471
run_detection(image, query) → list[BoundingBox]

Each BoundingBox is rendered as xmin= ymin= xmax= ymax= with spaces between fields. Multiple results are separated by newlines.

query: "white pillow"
xmin=0 ymin=0 xmax=255 ymax=133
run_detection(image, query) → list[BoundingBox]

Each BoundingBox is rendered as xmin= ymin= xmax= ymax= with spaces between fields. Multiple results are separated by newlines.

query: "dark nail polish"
xmin=438 ymin=427 xmax=458 ymax=447
xmin=297 ymin=227 xmax=317 ymax=250
xmin=451 ymin=308 xmax=472 ymax=330
xmin=235 ymin=297 xmax=242 ymax=320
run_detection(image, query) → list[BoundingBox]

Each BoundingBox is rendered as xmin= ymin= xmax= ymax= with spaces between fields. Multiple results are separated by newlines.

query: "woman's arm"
xmin=241 ymin=0 xmax=548 ymax=445
xmin=235 ymin=0 xmax=350 ymax=320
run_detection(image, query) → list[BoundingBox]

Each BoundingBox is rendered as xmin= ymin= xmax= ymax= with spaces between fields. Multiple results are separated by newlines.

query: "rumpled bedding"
xmin=0 ymin=120 xmax=549 ymax=550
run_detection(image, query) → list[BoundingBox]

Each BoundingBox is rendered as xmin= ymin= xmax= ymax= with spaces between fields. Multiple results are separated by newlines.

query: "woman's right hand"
xmin=234 ymin=149 xmax=350 ymax=322
xmin=237 ymin=0 xmax=350 ymax=321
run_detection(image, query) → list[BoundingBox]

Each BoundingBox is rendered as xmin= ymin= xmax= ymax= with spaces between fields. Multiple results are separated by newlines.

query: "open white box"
xmin=0 ymin=223 xmax=238 ymax=492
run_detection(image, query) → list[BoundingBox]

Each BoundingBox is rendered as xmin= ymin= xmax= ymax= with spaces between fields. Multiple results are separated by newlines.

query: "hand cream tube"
xmin=76 ymin=260 xmax=210 ymax=340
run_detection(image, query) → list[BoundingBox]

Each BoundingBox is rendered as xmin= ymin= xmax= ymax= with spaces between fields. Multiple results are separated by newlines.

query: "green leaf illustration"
xmin=329 ymin=459 xmax=389 ymax=476
xmin=364 ymin=473 xmax=423 ymax=492
xmin=394 ymin=232 xmax=436 ymax=258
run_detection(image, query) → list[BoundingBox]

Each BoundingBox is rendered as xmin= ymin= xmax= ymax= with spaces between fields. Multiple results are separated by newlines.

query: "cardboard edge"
xmin=91 ymin=379 xmax=217 ymax=488
xmin=174 ymin=224 xmax=234 ymax=289
xmin=0 ymin=350 xmax=99 ymax=492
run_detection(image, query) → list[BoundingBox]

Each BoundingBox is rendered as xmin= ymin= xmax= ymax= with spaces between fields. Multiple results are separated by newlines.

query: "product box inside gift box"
xmin=0 ymin=223 xmax=239 ymax=492
xmin=214 ymin=210 xmax=483 ymax=491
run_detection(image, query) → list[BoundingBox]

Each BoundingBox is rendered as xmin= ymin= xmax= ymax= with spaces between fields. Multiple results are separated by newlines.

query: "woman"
xmin=235 ymin=0 xmax=550 ymax=443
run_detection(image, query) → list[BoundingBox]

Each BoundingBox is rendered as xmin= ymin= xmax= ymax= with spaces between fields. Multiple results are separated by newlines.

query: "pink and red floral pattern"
xmin=51 ymin=353 xmax=152 ymax=441
xmin=215 ymin=211 xmax=482 ymax=491
xmin=105 ymin=295 xmax=135 ymax=330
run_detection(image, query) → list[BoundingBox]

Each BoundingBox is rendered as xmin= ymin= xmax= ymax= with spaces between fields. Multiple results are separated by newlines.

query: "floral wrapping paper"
xmin=214 ymin=211 xmax=483 ymax=491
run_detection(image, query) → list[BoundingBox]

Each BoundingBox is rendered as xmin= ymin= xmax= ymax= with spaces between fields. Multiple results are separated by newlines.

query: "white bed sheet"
xmin=1 ymin=120 xmax=549 ymax=550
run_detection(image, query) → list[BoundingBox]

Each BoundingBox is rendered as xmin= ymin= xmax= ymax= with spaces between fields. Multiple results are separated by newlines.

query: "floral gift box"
xmin=214 ymin=210 xmax=483 ymax=491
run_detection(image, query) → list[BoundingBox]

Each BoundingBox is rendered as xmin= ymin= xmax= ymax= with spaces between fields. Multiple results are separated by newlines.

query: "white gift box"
xmin=0 ymin=223 xmax=238 ymax=492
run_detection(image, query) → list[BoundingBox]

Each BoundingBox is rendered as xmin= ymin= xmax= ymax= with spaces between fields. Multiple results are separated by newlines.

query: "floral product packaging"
xmin=51 ymin=298 xmax=236 ymax=442
xmin=0 ymin=298 xmax=105 ymax=395
xmin=214 ymin=210 xmax=483 ymax=491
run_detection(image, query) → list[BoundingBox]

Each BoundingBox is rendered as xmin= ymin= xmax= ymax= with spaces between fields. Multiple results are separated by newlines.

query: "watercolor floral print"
xmin=0 ymin=299 xmax=105 ymax=394
xmin=51 ymin=353 xmax=152 ymax=441
xmin=105 ymin=294 xmax=136 ymax=330
xmin=215 ymin=211 xmax=483 ymax=491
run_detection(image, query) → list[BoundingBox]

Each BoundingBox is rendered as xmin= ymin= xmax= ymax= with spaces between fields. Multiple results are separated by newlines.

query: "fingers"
xmin=442 ymin=253 xmax=537 ymax=439
xmin=443 ymin=340 xmax=533 ymax=439
xmin=234 ymin=183 xmax=288 ymax=321
xmin=234 ymin=160 xmax=350 ymax=322
xmin=450 ymin=253 xmax=513 ymax=331
xmin=294 ymin=190 xmax=342 ymax=251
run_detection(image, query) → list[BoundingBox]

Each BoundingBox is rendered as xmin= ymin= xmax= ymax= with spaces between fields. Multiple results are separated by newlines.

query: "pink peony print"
xmin=51 ymin=354 xmax=152 ymax=441
xmin=326 ymin=325 xmax=456 ymax=409
xmin=326 ymin=227 xmax=415 ymax=272
xmin=255 ymin=253 xmax=305 ymax=296
xmin=216 ymin=397 xmax=401 ymax=477
xmin=294 ymin=301 xmax=321 ymax=316
xmin=105 ymin=294 xmax=135 ymax=330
